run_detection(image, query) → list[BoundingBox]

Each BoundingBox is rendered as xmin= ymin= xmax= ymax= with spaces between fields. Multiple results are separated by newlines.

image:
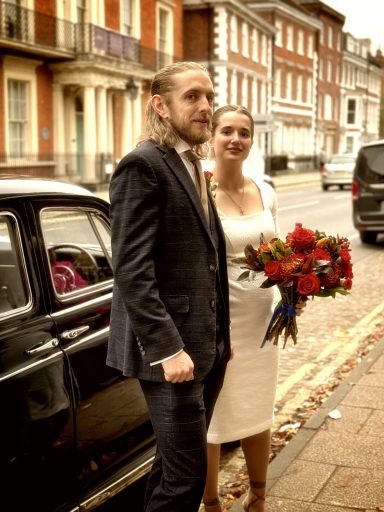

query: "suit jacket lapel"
xmin=161 ymin=147 xmax=213 ymax=236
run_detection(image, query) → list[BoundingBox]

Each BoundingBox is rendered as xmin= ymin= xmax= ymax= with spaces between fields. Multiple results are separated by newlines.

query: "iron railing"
xmin=0 ymin=152 xmax=115 ymax=184
xmin=0 ymin=1 xmax=75 ymax=52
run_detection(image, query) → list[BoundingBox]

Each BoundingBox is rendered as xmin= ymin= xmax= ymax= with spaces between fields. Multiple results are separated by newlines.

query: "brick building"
xmin=246 ymin=0 xmax=322 ymax=170
xmin=183 ymin=0 xmax=275 ymax=177
xmin=300 ymin=0 xmax=345 ymax=159
xmin=0 ymin=0 xmax=183 ymax=186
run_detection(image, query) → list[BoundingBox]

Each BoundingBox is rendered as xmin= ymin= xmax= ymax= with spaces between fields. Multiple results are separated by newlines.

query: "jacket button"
xmin=209 ymin=264 xmax=216 ymax=272
xmin=210 ymin=299 xmax=215 ymax=309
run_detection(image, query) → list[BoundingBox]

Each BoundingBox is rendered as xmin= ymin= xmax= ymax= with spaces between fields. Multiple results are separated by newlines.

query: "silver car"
xmin=321 ymin=154 xmax=356 ymax=191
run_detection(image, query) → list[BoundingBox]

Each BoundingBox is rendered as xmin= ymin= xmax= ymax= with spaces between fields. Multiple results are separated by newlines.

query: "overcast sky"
xmin=323 ymin=0 xmax=384 ymax=53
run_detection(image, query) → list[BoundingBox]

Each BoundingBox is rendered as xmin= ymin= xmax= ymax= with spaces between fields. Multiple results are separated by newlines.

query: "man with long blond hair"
xmin=107 ymin=62 xmax=231 ymax=511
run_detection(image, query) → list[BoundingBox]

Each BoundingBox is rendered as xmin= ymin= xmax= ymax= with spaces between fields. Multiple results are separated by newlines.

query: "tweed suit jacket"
xmin=106 ymin=140 xmax=230 ymax=381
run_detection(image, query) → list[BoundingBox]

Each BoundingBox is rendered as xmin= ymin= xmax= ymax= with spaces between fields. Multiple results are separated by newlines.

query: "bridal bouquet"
xmin=235 ymin=223 xmax=353 ymax=348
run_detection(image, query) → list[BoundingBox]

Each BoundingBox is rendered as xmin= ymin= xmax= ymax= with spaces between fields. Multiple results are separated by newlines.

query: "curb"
xmin=229 ymin=335 xmax=384 ymax=511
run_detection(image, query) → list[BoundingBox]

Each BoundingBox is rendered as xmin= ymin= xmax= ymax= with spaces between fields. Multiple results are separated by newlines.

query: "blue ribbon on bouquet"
xmin=260 ymin=301 xmax=296 ymax=348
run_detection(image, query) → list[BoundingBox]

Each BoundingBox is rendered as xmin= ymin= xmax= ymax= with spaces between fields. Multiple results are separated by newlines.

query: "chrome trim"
xmin=62 ymin=325 xmax=90 ymax=339
xmin=79 ymin=454 xmax=155 ymax=511
xmin=52 ymin=292 xmax=113 ymax=318
xmin=0 ymin=349 xmax=63 ymax=383
xmin=0 ymin=211 xmax=33 ymax=316
xmin=25 ymin=337 xmax=59 ymax=356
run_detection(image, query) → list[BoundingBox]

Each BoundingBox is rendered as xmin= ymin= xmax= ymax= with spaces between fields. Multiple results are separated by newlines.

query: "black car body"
xmin=0 ymin=177 xmax=155 ymax=511
xmin=352 ymin=140 xmax=384 ymax=243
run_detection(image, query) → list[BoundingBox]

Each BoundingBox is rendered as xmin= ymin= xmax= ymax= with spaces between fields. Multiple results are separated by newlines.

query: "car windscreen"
xmin=357 ymin=145 xmax=384 ymax=183
xmin=330 ymin=156 xmax=355 ymax=164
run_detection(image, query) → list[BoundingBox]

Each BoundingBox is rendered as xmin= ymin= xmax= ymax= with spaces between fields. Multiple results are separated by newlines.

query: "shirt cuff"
xmin=150 ymin=349 xmax=184 ymax=366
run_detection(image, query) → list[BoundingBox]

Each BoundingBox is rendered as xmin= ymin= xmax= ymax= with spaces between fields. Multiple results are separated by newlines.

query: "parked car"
xmin=320 ymin=153 xmax=356 ymax=191
xmin=352 ymin=140 xmax=384 ymax=243
xmin=0 ymin=176 xmax=155 ymax=511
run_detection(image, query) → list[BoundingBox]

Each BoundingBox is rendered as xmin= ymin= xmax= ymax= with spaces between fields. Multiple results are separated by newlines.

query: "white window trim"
xmin=120 ymin=0 xmax=141 ymax=38
xmin=297 ymin=29 xmax=304 ymax=55
xmin=230 ymin=72 xmax=237 ymax=104
xmin=230 ymin=15 xmax=238 ymax=53
xmin=3 ymin=56 xmax=39 ymax=162
xmin=156 ymin=2 xmax=173 ymax=57
xmin=242 ymin=22 xmax=249 ymax=57
xmin=286 ymin=25 xmax=293 ymax=51
xmin=251 ymin=27 xmax=258 ymax=62
xmin=275 ymin=20 xmax=282 ymax=47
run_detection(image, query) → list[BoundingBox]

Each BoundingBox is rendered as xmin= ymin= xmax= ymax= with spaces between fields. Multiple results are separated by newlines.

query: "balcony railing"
xmin=0 ymin=1 xmax=75 ymax=53
xmin=77 ymin=23 xmax=177 ymax=71
xmin=0 ymin=1 xmax=180 ymax=71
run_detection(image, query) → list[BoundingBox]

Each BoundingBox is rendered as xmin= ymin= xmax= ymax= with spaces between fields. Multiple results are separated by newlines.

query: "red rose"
xmin=314 ymin=248 xmax=331 ymax=262
xmin=342 ymin=277 xmax=353 ymax=290
xmin=340 ymin=260 xmax=353 ymax=278
xmin=338 ymin=249 xmax=351 ymax=262
xmin=264 ymin=260 xmax=282 ymax=281
xmin=204 ymin=171 xmax=213 ymax=181
xmin=297 ymin=273 xmax=321 ymax=295
xmin=288 ymin=223 xmax=316 ymax=251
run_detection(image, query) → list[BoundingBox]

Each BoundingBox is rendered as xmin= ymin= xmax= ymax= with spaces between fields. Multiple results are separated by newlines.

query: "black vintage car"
xmin=0 ymin=177 xmax=155 ymax=511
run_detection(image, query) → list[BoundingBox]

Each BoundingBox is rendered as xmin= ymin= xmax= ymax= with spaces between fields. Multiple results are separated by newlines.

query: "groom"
xmin=107 ymin=61 xmax=231 ymax=511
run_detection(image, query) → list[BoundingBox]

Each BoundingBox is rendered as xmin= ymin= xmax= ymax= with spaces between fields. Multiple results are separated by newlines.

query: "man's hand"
xmin=162 ymin=350 xmax=195 ymax=383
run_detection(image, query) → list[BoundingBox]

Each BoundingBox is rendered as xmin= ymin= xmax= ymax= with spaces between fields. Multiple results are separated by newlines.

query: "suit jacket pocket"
xmin=161 ymin=295 xmax=189 ymax=314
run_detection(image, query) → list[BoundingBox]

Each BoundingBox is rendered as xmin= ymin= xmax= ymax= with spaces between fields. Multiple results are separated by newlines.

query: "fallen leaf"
xmin=328 ymin=409 xmax=342 ymax=420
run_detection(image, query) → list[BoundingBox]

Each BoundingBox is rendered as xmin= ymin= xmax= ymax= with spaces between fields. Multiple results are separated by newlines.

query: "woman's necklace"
xmin=219 ymin=176 xmax=245 ymax=215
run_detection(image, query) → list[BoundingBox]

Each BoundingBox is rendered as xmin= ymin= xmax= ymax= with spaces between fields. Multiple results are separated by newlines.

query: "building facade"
xmin=0 ymin=0 xmax=183 ymax=186
xmin=300 ymin=0 xmax=345 ymax=159
xmin=246 ymin=1 xmax=321 ymax=170
xmin=339 ymin=33 xmax=382 ymax=154
xmin=1 ymin=0 xmax=383 ymax=185
xmin=183 ymin=0 xmax=275 ymax=176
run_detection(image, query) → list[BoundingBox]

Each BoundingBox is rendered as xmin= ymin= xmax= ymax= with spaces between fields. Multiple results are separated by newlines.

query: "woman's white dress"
xmin=207 ymin=181 xmax=280 ymax=444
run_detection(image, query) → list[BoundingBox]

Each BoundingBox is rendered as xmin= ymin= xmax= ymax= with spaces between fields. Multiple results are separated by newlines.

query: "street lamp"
xmin=126 ymin=76 xmax=139 ymax=101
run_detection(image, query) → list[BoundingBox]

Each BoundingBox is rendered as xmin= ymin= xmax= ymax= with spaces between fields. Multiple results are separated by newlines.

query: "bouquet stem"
xmin=261 ymin=286 xmax=300 ymax=348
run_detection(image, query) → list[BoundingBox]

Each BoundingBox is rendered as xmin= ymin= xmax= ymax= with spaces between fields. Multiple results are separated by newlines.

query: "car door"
xmin=34 ymin=196 xmax=155 ymax=509
xmin=0 ymin=204 xmax=77 ymax=512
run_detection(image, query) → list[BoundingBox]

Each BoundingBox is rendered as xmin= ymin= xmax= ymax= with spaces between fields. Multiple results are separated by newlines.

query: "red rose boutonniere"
xmin=234 ymin=223 xmax=353 ymax=348
xmin=203 ymin=171 xmax=218 ymax=198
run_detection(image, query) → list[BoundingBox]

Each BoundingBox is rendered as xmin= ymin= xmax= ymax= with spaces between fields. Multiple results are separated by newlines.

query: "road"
xmin=99 ymin=183 xmax=384 ymax=510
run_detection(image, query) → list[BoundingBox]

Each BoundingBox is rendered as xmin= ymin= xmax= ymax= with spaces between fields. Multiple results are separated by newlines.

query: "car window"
xmin=330 ymin=156 xmax=355 ymax=164
xmin=359 ymin=145 xmax=384 ymax=182
xmin=41 ymin=209 xmax=113 ymax=296
xmin=0 ymin=214 xmax=30 ymax=315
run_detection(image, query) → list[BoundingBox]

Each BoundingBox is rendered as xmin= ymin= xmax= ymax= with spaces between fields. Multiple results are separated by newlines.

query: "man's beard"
xmin=176 ymin=121 xmax=212 ymax=146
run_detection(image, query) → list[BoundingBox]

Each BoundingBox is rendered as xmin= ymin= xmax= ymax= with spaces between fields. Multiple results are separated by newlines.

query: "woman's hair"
xmin=211 ymin=105 xmax=254 ymax=141
xmin=138 ymin=61 xmax=211 ymax=156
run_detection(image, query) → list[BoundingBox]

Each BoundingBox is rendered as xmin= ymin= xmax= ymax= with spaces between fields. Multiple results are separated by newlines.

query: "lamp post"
xmin=123 ymin=77 xmax=139 ymax=153
xmin=126 ymin=76 xmax=139 ymax=101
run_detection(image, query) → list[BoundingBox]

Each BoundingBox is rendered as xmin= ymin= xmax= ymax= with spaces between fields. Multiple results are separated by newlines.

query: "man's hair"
xmin=211 ymin=105 xmax=254 ymax=141
xmin=138 ymin=61 xmax=211 ymax=154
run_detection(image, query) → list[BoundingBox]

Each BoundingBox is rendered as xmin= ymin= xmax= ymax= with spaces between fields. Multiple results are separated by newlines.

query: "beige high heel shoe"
xmin=203 ymin=497 xmax=222 ymax=512
xmin=242 ymin=481 xmax=266 ymax=511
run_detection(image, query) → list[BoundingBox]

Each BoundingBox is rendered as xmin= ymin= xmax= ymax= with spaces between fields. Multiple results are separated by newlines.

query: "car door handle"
xmin=61 ymin=325 xmax=90 ymax=339
xmin=25 ymin=338 xmax=59 ymax=356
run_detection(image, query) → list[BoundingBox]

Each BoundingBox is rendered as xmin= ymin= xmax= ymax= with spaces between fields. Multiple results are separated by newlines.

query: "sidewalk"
xmin=272 ymin=169 xmax=320 ymax=190
xmin=95 ymin=169 xmax=322 ymax=203
xmin=231 ymin=335 xmax=384 ymax=511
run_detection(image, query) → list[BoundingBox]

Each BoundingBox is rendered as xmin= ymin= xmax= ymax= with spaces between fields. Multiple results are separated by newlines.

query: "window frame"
xmin=0 ymin=212 xmax=32 ymax=319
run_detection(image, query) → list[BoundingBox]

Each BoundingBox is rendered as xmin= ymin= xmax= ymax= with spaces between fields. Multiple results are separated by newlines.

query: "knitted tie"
xmin=184 ymin=150 xmax=209 ymax=221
